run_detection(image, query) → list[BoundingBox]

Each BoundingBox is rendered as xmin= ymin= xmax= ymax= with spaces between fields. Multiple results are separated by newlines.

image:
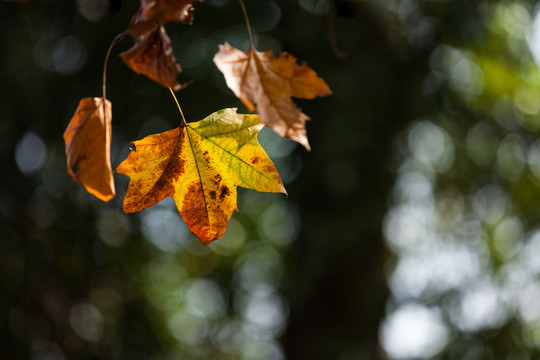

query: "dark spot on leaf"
xmin=264 ymin=164 xmax=276 ymax=173
xmin=166 ymin=156 xmax=185 ymax=180
xmin=250 ymin=156 xmax=260 ymax=164
xmin=212 ymin=174 xmax=222 ymax=187
xmin=219 ymin=185 xmax=231 ymax=200
xmin=210 ymin=190 xmax=217 ymax=200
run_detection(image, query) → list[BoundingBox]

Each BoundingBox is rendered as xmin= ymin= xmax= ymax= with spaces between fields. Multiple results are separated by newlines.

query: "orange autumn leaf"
xmin=116 ymin=108 xmax=286 ymax=245
xmin=213 ymin=42 xmax=331 ymax=150
xmin=64 ymin=97 xmax=115 ymax=202
xmin=120 ymin=24 xmax=182 ymax=90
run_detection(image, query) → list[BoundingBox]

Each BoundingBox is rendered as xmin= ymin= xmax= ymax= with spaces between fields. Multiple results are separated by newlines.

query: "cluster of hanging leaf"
xmin=63 ymin=0 xmax=330 ymax=245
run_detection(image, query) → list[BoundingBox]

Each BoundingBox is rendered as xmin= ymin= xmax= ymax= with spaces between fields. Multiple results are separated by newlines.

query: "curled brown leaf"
xmin=120 ymin=24 xmax=182 ymax=90
xmin=119 ymin=0 xmax=202 ymax=90
xmin=64 ymin=97 xmax=115 ymax=202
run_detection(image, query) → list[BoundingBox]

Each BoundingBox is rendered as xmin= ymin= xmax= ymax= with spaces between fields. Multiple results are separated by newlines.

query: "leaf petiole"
xmin=169 ymin=87 xmax=188 ymax=126
xmin=238 ymin=0 xmax=254 ymax=49
xmin=102 ymin=32 xmax=127 ymax=100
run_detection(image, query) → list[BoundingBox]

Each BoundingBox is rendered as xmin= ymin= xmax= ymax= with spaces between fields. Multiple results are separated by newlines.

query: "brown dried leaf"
xmin=123 ymin=8 xmax=156 ymax=38
xmin=64 ymin=97 xmax=115 ymax=202
xmin=141 ymin=0 xmax=202 ymax=25
xmin=120 ymin=0 xmax=202 ymax=89
xmin=213 ymin=43 xmax=331 ymax=150
xmin=120 ymin=25 xmax=182 ymax=90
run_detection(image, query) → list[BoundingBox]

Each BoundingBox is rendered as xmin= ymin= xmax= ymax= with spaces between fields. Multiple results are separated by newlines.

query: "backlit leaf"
xmin=120 ymin=24 xmax=182 ymax=90
xmin=119 ymin=1 xmax=202 ymax=89
xmin=116 ymin=108 xmax=286 ymax=244
xmin=64 ymin=97 xmax=115 ymax=202
xmin=213 ymin=42 xmax=331 ymax=150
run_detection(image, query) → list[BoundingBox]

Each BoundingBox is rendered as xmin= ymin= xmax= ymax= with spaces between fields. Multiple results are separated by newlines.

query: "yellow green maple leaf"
xmin=116 ymin=108 xmax=286 ymax=245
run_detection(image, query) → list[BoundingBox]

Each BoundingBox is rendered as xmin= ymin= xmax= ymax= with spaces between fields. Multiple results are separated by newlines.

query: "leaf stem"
xmin=169 ymin=87 xmax=187 ymax=126
xmin=238 ymin=0 xmax=254 ymax=49
xmin=102 ymin=32 xmax=127 ymax=100
xmin=327 ymin=9 xmax=347 ymax=60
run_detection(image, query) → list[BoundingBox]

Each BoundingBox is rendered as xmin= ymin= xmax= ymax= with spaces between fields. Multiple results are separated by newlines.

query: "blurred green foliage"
xmin=4 ymin=0 xmax=540 ymax=359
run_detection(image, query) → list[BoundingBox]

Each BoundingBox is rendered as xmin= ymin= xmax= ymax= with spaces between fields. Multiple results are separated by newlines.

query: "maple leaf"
xmin=120 ymin=23 xmax=182 ymax=90
xmin=213 ymin=42 xmax=331 ymax=150
xmin=64 ymin=97 xmax=115 ymax=202
xmin=116 ymin=108 xmax=286 ymax=244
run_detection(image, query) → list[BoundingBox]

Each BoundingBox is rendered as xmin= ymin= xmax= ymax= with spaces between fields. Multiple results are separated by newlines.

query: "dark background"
xmin=2 ymin=0 xmax=540 ymax=359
